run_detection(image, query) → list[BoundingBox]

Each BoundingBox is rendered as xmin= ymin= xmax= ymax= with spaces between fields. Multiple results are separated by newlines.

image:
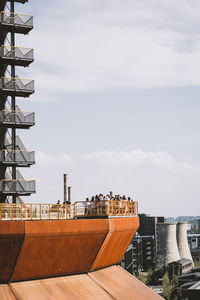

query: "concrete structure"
xmin=157 ymin=223 xmax=180 ymax=266
xmin=168 ymin=258 xmax=193 ymax=276
xmin=191 ymin=248 xmax=200 ymax=264
xmin=177 ymin=222 xmax=193 ymax=264
xmin=188 ymin=234 xmax=200 ymax=250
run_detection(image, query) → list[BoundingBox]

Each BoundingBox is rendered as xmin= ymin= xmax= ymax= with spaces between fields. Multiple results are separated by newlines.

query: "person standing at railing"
xmin=90 ymin=197 xmax=95 ymax=215
xmin=104 ymin=196 xmax=109 ymax=214
xmin=83 ymin=200 xmax=89 ymax=215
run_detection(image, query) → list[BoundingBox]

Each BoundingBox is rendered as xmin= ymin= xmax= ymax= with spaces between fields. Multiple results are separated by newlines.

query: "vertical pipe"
xmin=64 ymin=174 xmax=67 ymax=203
xmin=10 ymin=2 xmax=16 ymax=204
xmin=68 ymin=186 xmax=71 ymax=204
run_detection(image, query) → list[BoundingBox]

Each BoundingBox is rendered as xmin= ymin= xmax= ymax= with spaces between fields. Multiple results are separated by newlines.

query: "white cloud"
xmin=36 ymin=151 xmax=72 ymax=167
xmin=17 ymin=0 xmax=200 ymax=96
xmin=81 ymin=149 xmax=191 ymax=171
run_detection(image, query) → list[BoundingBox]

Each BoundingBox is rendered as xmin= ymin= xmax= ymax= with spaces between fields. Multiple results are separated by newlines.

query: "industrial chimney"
xmin=157 ymin=223 xmax=180 ymax=266
xmin=176 ymin=222 xmax=193 ymax=264
xmin=68 ymin=187 xmax=72 ymax=204
xmin=64 ymin=174 xmax=68 ymax=203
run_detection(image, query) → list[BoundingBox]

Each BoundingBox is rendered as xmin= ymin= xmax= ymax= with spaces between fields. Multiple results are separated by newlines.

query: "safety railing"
xmin=0 ymin=203 xmax=74 ymax=221
xmin=0 ymin=149 xmax=35 ymax=165
xmin=0 ymin=108 xmax=35 ymax=125
xmin=0 ymin=46 xmax=34 ymax=61
xmin=74 ymin=200 xmax=138 ymax=217
xmin=0 ymin=179 xmax=36 ymax=194
xmin=0 ymin=77 xmax=34 ymax=93
xmin=0 ymin=200 xmax=138 ymax=221
xmin=0 ymin=11 xmax=33 ymax=27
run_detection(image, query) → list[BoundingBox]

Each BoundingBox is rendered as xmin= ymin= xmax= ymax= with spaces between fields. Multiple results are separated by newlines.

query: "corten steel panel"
xmin=10 ymin=274 xmax=112 ymax=300
xmin=11 ymin=219 xmax=109 ymax=281
xmin=0 ymin=285 xmax=17 ymax=300
xmin=91 ymin=217 xmax=139 ymax=271
xmin=0 ymin=222 xmax=25 ymax=283
xmin=89 ymin=265 xmax=164 ymax=300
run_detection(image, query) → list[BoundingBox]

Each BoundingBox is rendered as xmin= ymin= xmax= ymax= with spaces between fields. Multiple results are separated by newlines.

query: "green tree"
xmin=162 ymin=271 xmax=173 ymax=300
xmin=162 ymin=271 xmax=181 ymax=300
xmin=194 ymin=259 xmax=200 ymax=268
xmin=136 ymin=270 xmax=147 ymax=284
xmin=146 ymin=268 xmax=153 ymax=285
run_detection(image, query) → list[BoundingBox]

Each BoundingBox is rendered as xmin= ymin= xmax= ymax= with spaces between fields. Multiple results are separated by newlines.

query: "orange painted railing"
xmin=0 ymin=200 xmax=138 ymax=221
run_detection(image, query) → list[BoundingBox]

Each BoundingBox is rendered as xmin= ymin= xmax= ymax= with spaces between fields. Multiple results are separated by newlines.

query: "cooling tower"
xmin=157 ymin=223 xmax=180 ymax=266
xmin=176 ymin=222 xmax=193 ymax=263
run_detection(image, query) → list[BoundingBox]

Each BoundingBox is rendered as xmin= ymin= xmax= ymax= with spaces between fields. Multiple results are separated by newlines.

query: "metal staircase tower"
xmin=0 ymin=0 xmax=35 ymax=203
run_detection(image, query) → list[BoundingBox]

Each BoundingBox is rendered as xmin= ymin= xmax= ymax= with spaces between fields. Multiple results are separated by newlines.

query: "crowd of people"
xmin=85 ymin=193 xmax=134 ymax=203
xmin=81 ymin=192 xmax=135 ymax=216
xmin=55 ymin=192 xmax=136 ymax=217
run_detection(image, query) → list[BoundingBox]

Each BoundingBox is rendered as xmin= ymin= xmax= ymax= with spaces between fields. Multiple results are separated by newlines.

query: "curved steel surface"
xmin=0 ymin=266 xmax=164 ymax=300
xmin=89 ymin=265 xmax=164 ymax=300
xmin=12 ymin=219 xmax=108 ymax=281
xmin=0 ymin=284 xmax=16 ymax=300
xmin=0 ymin=217 xmax=139 ymax=282
xmin=91 ymin=217 xmax=139 ymax=271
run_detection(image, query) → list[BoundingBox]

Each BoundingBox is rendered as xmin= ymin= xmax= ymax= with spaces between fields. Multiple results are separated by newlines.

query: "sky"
xmin=12 ymin=0 xmax=200 ymax=217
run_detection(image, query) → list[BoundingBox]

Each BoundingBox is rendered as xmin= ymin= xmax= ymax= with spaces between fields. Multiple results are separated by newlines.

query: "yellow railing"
xmin=0 ymin=200 xmax=138 ymax=221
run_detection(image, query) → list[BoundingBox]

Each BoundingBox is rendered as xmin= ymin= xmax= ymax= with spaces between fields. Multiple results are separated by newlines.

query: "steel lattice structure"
xmin=0 ymin=0 xmax=35 ymax=203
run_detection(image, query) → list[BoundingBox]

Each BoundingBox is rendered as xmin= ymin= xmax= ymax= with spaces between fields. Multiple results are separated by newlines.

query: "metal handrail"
xmin=0 ymin=76 xmax=34 ymax=92
xmin=0 ymin=200 xmax=138 ymax=221
xmin=0 ymin=46 xmax=34 ymax=60
xmin=0 ymin=149 xmax=35 ymax=164
xmin=0 ymin=108 xmax=35 ymax=124
xmin=0 ymin=11 xmax=33 ymax=27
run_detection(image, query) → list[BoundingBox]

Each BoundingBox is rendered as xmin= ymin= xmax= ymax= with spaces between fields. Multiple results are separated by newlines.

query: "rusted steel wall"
xmin=91 ymin=217 xmax=139 ymax=271
xmin=0 ymin=266 xmax=164 ymax=300
xmin=0 ymin=217 xmax=139 ymax=282
xmin=0 ymin=222 xmax=25 ymax=283
xmin=12 ymin=219 xmax=108 ymax=281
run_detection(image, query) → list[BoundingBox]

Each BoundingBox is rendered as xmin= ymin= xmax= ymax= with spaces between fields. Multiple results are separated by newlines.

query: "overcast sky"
xmin=14 ymin=0 xmax=200 ymax=217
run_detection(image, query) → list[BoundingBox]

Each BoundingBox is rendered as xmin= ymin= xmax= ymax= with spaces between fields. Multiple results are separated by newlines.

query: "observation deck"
xmin=0 ymin=200 xmax=163 ymax=300
xmin=0 ymin=77 xmax=34 ymax=97
xmin=0 ymin=12 xmax=33 ymax=34
xmin=0 ymin=200 xmax=138 ymax=221
xmin=0 ymin=107 xmax=35 ymax=128
xmin=0 ymin=46 xmax=34 ymax=67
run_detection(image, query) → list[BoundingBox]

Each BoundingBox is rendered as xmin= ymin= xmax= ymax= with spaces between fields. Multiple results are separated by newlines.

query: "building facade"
xmin=120 ymin=244 xmax=134 ymax=275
